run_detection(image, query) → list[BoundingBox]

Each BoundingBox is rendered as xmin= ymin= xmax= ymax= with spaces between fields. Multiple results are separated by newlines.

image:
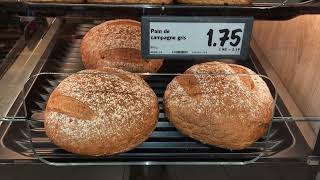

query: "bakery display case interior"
xmin=0 ymin=17 xmax=315 ymax=166
xmin=0 ymin=0 xmax=320 ymax=178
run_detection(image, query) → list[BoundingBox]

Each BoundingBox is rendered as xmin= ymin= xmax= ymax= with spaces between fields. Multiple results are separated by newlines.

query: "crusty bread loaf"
xmin=28 ymin=0 xmax=84 ymax=3
xmin=80 ymin=19 xmax=163 ymax=73
xmin=175 ymin=0 xmax=251 ymax=5
xmin=44 ymin=67 xmax=159 ymax=156
xmin=87 ymin=0 xmax=172 ymax=3
xmin=164 ymin=61 xmax=273 ymax=150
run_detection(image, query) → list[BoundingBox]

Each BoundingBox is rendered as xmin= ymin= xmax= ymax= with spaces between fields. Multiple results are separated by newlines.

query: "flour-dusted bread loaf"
xmin=28 ymin=0 xmax=84 ymax=3
xmin=175 ymin=0 xmax=251 ymax=5
xmin=44 ymin=67 xmax=159 ymax=156
xmin=164 ymin=61 xmax=273 ymax=150
xmin=80 ymin=19 xmax=163 ymax=73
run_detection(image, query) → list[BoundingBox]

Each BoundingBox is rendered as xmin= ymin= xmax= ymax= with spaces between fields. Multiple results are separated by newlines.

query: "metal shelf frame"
xmin=1 ymin=0 xmax=320 ymax=20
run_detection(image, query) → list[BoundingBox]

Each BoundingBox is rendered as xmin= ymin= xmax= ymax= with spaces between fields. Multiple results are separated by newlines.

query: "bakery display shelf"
xmin=0 ymin=19 xmax=313 ymax=166
xmin=1 ymin=0 xmax=320 ymax=19
xmin=24 ymin=1 xmax=320 ymax=20
xmin=3 ymin=72 xmax=280 ymax=166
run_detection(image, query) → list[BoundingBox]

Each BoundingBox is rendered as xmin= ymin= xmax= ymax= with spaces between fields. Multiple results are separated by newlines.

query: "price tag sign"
xmin=141 ymin=16 xmax=253 ymax=60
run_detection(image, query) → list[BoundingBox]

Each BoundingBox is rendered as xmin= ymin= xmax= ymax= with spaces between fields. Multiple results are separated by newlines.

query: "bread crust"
xmin=80 ymin=19 xmax=163 ymax=73
xmin=28 ymin=0 xmax=84 ymax=3
xmin=164 ymin=61 xmax=273 ymax=150
xmin=45 ymin=67 xmax=158 ymax=156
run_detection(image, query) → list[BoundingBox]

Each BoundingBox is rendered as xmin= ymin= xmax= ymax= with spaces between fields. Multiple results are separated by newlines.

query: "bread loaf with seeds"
xmin=80 ymin=19 xmax=163 ymax=73
xmin=29 ymin=0 xmax=84 ymax=3
xmin=45 ymin=67 xmax=158 ymax=156
xmin=164 ymin=61 xmax=273 ymax=150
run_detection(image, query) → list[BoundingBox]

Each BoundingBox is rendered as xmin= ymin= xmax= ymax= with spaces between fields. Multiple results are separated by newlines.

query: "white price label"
xmin=150 ymin=22 xmax=244 ymax=55
xmin=142 ymin=16 xmax=253 ymax=60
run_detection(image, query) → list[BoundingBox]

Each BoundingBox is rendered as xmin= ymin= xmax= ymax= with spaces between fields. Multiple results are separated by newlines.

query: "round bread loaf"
xmin=164 ymin=61 xmax=273 ymax=150
xmin=80 ymin=19 xmax=163 ymax=73
xmin=29 ymin=0 xmax=84 ymax=3
xmin=44 ymin=67 xmax=159 ymax=156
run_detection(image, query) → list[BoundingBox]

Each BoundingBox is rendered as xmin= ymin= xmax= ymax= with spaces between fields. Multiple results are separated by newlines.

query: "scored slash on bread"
xmin=46 ymin=90 xmax=97 ymax=120
xmin=164 ymin=61 xmax=273 ymax=150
